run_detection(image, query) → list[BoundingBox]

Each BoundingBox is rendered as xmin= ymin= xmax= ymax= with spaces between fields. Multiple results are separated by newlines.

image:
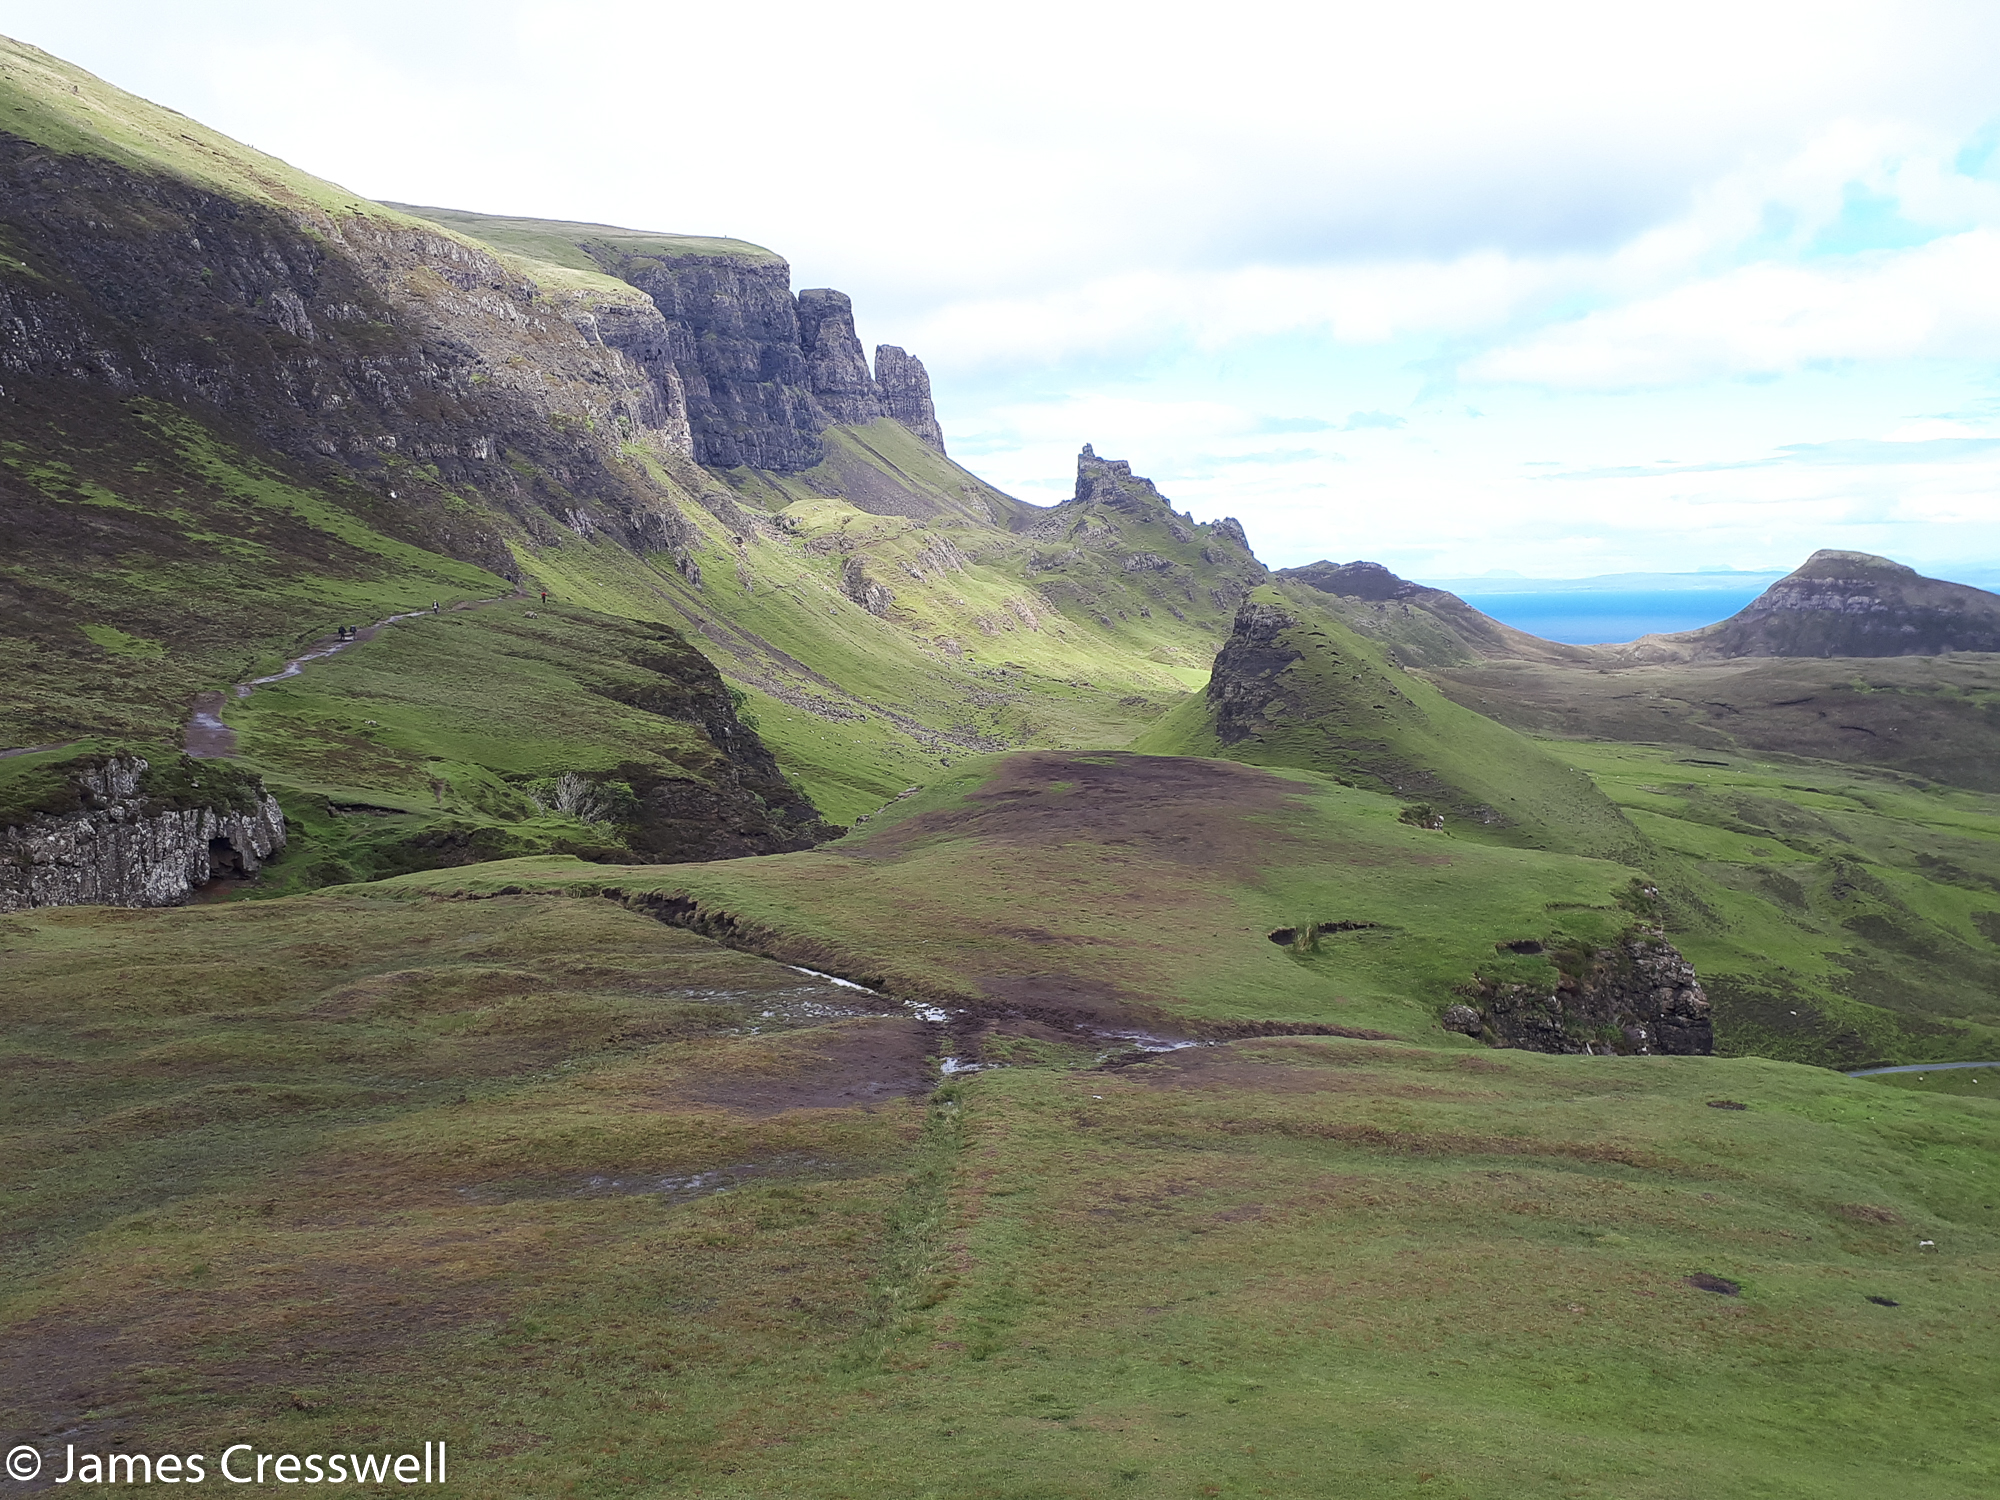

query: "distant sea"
xmin=1415 ymin=572 xmax=1786 ymax=646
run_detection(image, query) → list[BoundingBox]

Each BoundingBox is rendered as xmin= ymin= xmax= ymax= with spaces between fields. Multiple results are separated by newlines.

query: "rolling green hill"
xmin=1136 ymin=586 xmax=1643 ymax=863
xmin=8 ymin=31 xmax=2000 ymax=1499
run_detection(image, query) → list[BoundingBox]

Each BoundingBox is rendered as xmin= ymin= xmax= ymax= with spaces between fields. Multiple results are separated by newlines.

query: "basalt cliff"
xmin=0 ymin=752 xmax=285 ymax=912
xmin=1445 ymin=934 xmax=1714 ymax=1056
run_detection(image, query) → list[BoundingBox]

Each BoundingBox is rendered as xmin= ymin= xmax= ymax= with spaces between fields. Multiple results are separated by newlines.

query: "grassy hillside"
xmin=1434 ymin=652 xmax=2000 ymax=793
xmin=1136 ymin=586 xmax=1644 ymax=865
xmin=1128 ymin=589 xmax=2000 ymax=1067
xmin=3 ymin=888 xmax=1996 ymax=1497
xmin=1542 ymin=740 xmax=2000 ymax=1067
xmin=372 ymin=750 xmax=1655 ymax=1042
xmin=386 ymin=203 xmax=784 ymax=272
xmin=0 ymin=389 xmax=508 ymax=748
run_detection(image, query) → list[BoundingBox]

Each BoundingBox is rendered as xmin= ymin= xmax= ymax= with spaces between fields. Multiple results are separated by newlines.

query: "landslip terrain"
xmin=4 ymin=33 xmax=2000 ymax=1498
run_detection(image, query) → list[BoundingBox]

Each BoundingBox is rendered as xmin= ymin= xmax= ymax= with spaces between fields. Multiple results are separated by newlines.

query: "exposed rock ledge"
xmin=1 ymin=753 xmax=286 ymax=913
xmin=1442 ymin=934 xmax=1713 ymax=1056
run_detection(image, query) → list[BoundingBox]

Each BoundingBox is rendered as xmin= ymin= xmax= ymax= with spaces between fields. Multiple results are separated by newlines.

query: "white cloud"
xmin=10 ymin=0 xmax=2000 ymax=572
xmin=1467 ymin=231 xmax=2000 ymax=389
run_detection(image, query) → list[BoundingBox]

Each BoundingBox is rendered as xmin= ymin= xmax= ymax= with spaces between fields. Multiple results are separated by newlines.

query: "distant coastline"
xmin=1410 ymin=565 xmax=2000 ymax=645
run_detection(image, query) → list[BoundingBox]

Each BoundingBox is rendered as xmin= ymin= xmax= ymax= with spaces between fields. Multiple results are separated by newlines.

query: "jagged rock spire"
xmin=874 ymin=345 xmax=946 ymax=454
xmin=797 ymin=289 xmax=882 ymax=426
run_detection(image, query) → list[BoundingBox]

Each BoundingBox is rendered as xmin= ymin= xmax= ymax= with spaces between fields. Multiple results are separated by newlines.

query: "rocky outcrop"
xmin=1205 ymin=600 xmax=1305 ymax=746
xmin=1210 ymin=516 xmax=1252 ymax=551
xmin=1071 ymin=444 xmax=1169 ymax=514
xmin=874 ymin=345 xmax=946 ymax=453
xmin=797 ymin=288 xmax=884 ymax=426
xmin=1445 ymin=935 xmax=1713 ymax=1055
xmin=1669 ymin=550 xmax=2000 ymax=659
xmin=1281 ymin=559 xmax=1434 ymax=603
xmin=840 ymin=555 xmax=896 ymax=616
xmin=1000 ymin=445 xmax=1269 ymax=640
xmin=581 ymin=621 xmax=844 ymax=858
xmin=1 ymin=753 xmax=286 ymax=912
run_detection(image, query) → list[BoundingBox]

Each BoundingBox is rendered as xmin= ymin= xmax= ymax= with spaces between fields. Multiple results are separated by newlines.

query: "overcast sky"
xmin=9 ymin=0 xmax=2000 ymax=578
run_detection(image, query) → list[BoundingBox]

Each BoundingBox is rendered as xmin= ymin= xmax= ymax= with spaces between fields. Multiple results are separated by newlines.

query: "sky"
xmin=8 ymin=0 xmax=2000 ymax=580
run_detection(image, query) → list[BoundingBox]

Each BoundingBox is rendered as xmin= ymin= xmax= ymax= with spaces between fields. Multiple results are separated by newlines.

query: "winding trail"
xmin=184 ymin=594 xmax=521 ymax=759
xmin=0 ymin=740 xmax=80 ymax=760
xmin=1847 ymin=1060 xmax=2000 ymax=1077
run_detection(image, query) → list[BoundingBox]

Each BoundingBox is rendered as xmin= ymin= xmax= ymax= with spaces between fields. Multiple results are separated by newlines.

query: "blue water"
xmin=1452 ymin=587 xmax=1769 ymax=645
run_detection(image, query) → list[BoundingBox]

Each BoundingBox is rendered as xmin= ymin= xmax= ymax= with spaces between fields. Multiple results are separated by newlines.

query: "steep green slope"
xmin=1 ymin=389 xmax=502 ymax=747
xmin=1 ymin=38 xmax=1271 ymax=860
xmin=1137 ymin=586 xmax=1644 ymax=864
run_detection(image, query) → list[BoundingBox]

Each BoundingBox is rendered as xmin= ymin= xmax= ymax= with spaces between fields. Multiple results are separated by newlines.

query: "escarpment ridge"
xmin=395 ymin=205 xmax=952 ymax=471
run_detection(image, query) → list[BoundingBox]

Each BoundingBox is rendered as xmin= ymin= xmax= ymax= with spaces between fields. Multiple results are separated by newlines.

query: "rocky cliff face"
xmin=400 ymin=209 xmax=953 ymax=471
xmin=1677 ymin=550 xmax=2000 ymax=659
xmin=1443 ymin=934 xmax=1713 ymax=1055
xmin=0 ymin=132 xmax=705 ymax=573
xmin=874 ymin=345 xmax=946 ymax=453
xmin=797 ymin=288 xmax=883 ymax=427
xmin=1 ymin=752 xmax=286 ymax=912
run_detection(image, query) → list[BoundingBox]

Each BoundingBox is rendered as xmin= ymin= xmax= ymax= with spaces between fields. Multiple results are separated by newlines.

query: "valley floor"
xmin=4 ymin=800 xmax=1997 ymax=1497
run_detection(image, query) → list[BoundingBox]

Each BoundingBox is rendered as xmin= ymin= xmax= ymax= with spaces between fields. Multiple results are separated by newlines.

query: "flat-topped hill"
xmin=1666 ymin=550 xmax=2000 ymax=659
xmin=387 ymin=203 xmax=786 ymax=270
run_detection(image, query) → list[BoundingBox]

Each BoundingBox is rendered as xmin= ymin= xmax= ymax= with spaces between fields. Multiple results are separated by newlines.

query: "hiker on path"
xmin=433 ymin=601 xmax=440 ymax=614
xmin=540 ymin=590 xmax=547 ymax=603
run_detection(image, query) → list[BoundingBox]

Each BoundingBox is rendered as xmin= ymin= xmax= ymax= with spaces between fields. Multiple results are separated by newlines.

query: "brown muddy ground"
xmin=677 ymin=1017 xmax=936 ymax=1115
xmin=853 ymin=750 xmax=1305 ymax=877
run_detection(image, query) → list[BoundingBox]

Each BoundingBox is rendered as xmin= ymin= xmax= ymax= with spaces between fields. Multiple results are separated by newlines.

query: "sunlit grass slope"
xmin=508 ymin=431 xmax=1223 ymax=823
xmin=377 ymin=750 xmax=1650 ymax=1038
xmin=1135 ymin=586 xmax=1644 ymax=864
xmin=1545 ymin=740 xmax=2000 ymax=1068
xmin=2 ymin=890 xmax=1994 ymax=1498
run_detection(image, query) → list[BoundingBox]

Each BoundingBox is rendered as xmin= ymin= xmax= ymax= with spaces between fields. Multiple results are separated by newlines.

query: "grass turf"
xmin=1541 ymin=740 xmax=2000 ymax=1068
xmin=2 ymin=888 xmax=1995 ymax=1497
xmin=370 ymin=749 xmax=1654 ymax=1040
